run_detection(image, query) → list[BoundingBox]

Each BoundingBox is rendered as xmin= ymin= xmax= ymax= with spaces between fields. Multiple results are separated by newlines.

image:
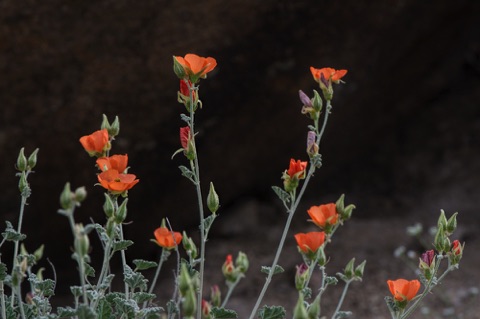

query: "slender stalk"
xmin=14 ymin=288 xmax=26 ymax=319
xmin=248 ymin=99 xmax=333 ymax=319
xmin=119 ymin=224 xmax=130 ymax=298
xmin=10 ymin=193 xmax=28 ymax=305
xmin=332 ymin=279 xmax=352 ymax=318
xmin=220 ymin=276 xmax=243 ymax=308
xmin=148 ymin=249 xmax=168 ymax=295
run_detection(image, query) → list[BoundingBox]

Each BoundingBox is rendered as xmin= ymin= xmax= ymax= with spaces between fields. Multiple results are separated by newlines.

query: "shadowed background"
xmin=1 ymin=0 xmax=479 ymax=317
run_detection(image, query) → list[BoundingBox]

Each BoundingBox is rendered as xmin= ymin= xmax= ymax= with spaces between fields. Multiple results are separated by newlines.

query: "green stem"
xmin=332 ymin=279 xmax=352 ymax=318
xmin=221 ymin=276 xmax=242 ymax=308
xmin=248 ymin=98 xmax=333 ymax=319
xmin=119 ymin=224 xmax=130 ymax=298
xmin=10 ymin=194 xmax=28 ymax=305
xmin=14 ymin=287 xmax=26 ymax=319
xmin=66 ymin=213 xmax=88 ymax=305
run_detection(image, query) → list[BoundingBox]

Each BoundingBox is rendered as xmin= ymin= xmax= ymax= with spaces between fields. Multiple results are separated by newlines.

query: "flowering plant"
xmin=0 ymin=53 xmax=465 ymax=319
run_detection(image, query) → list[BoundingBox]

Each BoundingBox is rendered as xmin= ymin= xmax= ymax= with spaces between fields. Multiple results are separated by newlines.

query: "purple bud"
xmin=299 ymin=90 xmax=312 ymax=107
xmin=420 ymin=250 xmax=435 ymax=266
xmin=307 ymin=131 xmax=319 ymax=156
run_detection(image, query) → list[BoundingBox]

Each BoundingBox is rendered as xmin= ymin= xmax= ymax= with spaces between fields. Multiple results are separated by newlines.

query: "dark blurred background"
xmin=1 ymin=0 xmax=479 ymax=308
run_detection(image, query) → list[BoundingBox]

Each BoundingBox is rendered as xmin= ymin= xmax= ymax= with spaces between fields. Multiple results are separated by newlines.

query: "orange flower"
xmin=174 ymin=53 xmax=217 ymax=81
xmin=180 ymin=126 xmax=191 ymax=149
xmin=294 ymin=231 xmax=325 ymax=254
xmin=451 ymin=240 xmax=463 ymax=255
xmin=153 ymin=227 xmax=183 ymax=249
xmin=79 ymin=129 xmax=109 ymax=156
xmin=287 ymin=159 xmax=308 ymax=179
xmin=96 ymin=154 xmax=128 ymax=172
xmin=387 ymin=279 xmax=421 ymax=302
xmin=307 ymin=203 xmax=339 ymax=229
xmin=310 ymin=67 xmax=347 ymax=84
xmin=97 ymin=169 xmax=139 ymax=194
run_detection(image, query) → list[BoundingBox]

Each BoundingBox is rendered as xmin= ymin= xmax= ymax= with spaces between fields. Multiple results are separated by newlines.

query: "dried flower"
xmin=153 ymin=227 xmax=183 ymax=250
xmin=307 ymin=203 xmax=339 ymax=231
xmin=79 ymin=129 xmax=109 ymax=157
xmin=387 ymin=279 xmax=421 ymax=302
xmin=97 ymin=169 xmax=139 ymax=194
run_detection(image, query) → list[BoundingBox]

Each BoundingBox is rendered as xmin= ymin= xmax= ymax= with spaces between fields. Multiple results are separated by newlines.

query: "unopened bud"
xmin=173 ymin=56 xmax=186 ymax=79
xmin=344 ymin=258 xmax=355 ymax=279
xmin=295 ymin=264 xmax=309 ymax=291
xmin=235 ymin=251 xmax=249 ymax=273
xmin=437 ymin=210 xmax=447 ymax=231
xmin=103 ymin=194 xmax=115 ymax=218
xmin=293 ymin=293 xmax=308 ymax=319
xmin=16 ymin=148 xmax=28 ymax=171
xmin=307 ymin=293 xmax=321 ymax=319
xmin=317 ymin=246 xmax=327 ymax=266
xmin=179 ymin=262 xmax=193 ymax=295
xmin=27 ymin=148 xmax=39 ymax=170
xmin=182 ymin=231 xmax=198 ymax=259
xmin=60 ymin=182 xmax=74 ymax=210
xmin=74 ymin=186 xmax=87 ymax=203
xmin=222 ymin=254 xmax=237 ymax=282
xmin=109 ymin=116 xmax=120 ymax=137
xmin=33 ymin=244 xmax=45 ymax=262
xmin=354 ymin=260 xmax=366 ymax=279
xmin=74 ymin=224 xmax=90 ymax=257
xmin=207 ymin=182 xmax=220 ymax=214
xmin=210 ymin=285 xmax=221 ymax=307
xmin=312 ymin=89 xmax=323 ymax=112
xmin=446 ymin=212 xmax=458 ymax=235
xmin=114 ymin=198 xmax=128 ymax=224
xmin=183 ymin=286 xmax=197 ymax=317
xmin=201 ymin=299 xmax=211 ymax=319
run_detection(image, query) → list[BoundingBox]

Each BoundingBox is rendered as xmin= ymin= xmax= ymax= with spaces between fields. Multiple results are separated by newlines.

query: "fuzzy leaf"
xmin=112 ymin=240 xmax=134 ymax=253
xmin=132 ymin=292 xmax=156 ymax=303
xmin=77 ymin=304 xmax=97 ymax=319
xmin=2 ymin=221 xmax=26 ymax=241
xmin=211 ymin=307 xmax=238 ymax=318
xmin=180 ymin=113 xmax=191 ymax=123
xmin=133 ymin=259 xmax=158 ymax=271
xmin=123 ymin=265 xmax=147 ymax=291
xmin=97 ymin=298 xmax=114 ymax=319
xmin=179 ymin=165 xmax=196 ymax=183
xmin=258 ymin=305 xmax=286 ymax=319
xmin=142 ymin=307 xmax=164 ymax=319
xmin=0 ymin=262 xmax=7 ymax=281
xmin=84 ymin=262 xmax=96 ymax=277
xmin=166 ymin=300 xmax=179 ymax=316
xmin=261 ymin=265 xmax=284 ymax=275
xmin=57 ymin=307 xmax=78 ymax=318
xmin=202 ymin=214 xmax=217 ymax=234
xmin=271 ymin=186 xmax=291 ymax=203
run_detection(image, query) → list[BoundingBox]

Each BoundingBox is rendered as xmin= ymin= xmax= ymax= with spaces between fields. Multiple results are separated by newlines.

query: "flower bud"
xmin=295 ymin=264 xmax=309 ymax=291
xmin=27 ymin=148 xmax=39 ymax=170
xmin=434 ymin=226 xmax=446 ymax=253
xmin=114 ymin=198 xmax=128 ymax=224
xmin=437 ymin=210 xmax=447 ymax=232
xmin=16 ymin=148 xmax=28 ymax=171
xmin=354 ymin=260 xmax=366 ymax=279
xmin=179 ymin=262 xmax=193 ymax=295
xmin=449 ymin=239 xmax=464 ymax=265
xmin=222 ymin=254 xmax=237 ymax=282
xmin=235 ymin=251 xmax=249 ymax=274
xmin=60 ymin=182 xmax=74 ymax=210
xmin=317 ymin=246 xmax=327 ymax=266
xmin=306 ymin=131 xmax=319 ymax=158
xmin=182 ymin=231 xmax=198 ymax=260
xmin=312 ymin=89 xmax=323 ymax=112
xmin=33 ymin=244 xmax=45 ymax=262
xmin=182 ymin=286 xmax=197 ymax=317
xmin=74 ymin=186 xmax=87 ymax=204
xmin=103 ymin=193 xmax=115 ymax=218
xmin=293 ymin=293 xmax=308 ymax=319
xmin=109 ymin=116 xmax=120 ymax=137
xmin=201 ymin=299 xmax=211 ymax=319
xmin=307 ymin=293 xmax=321 ymax=319
xmin=446 ymin=212 xmax=458 ymax=235
xmin=344 ymin=258 xmax=355 ymax=280
xmin=207 ymin=182 xmax=220 ymax=214
xmin=74 ymin=224 xmax=90 ymax=258
xmin=210 ymin=285 xmax=221 ymax=307
xmin=106 ymin=218 xmax=116 ymax=238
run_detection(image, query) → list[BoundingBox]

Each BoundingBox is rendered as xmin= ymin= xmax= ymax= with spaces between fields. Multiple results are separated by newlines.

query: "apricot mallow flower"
xmin=283 ymin=159 xmax=308 ymax=192
xmin=310 ymin=67 xmax=347 ymax=84
xmin=79 ymin=129 xmax=109 ymax=157
xmin=307 ymin=203 xmax=339 ymax=230
xmin=96 ymin=154 xmax=129 ymax=172
xmin=294 ymin=232 xmax=325 ymax=255
xmin=173 ymin=53 xmax=217 ymax=83
xmin=153 ymin=227 xmax=183 ymax=250
xmin=387 ymin=279 xmax=421 ymax=302
xmin=97 ymin=169 xmax=139 ymax=195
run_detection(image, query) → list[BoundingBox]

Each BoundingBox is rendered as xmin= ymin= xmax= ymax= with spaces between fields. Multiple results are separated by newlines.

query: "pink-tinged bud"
xmin=201 ymin=299 xmax=212 ymax=319
xmin=295 ymin=263 xmax=309 ymax=291
xmin=299 ymin=90 xmax=312 ymax=107
xmin=449 ymin=239 xmax=464 ymax=265
xmin=210 ymin=285 xmax=221 ymax=307
xmin=179 ymin=126 xmax=195 ymax=160
xmin=420 ymin=250 xmax=435 ymax=266
xmin=306 ymin=131 xmax=319 ymax=157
